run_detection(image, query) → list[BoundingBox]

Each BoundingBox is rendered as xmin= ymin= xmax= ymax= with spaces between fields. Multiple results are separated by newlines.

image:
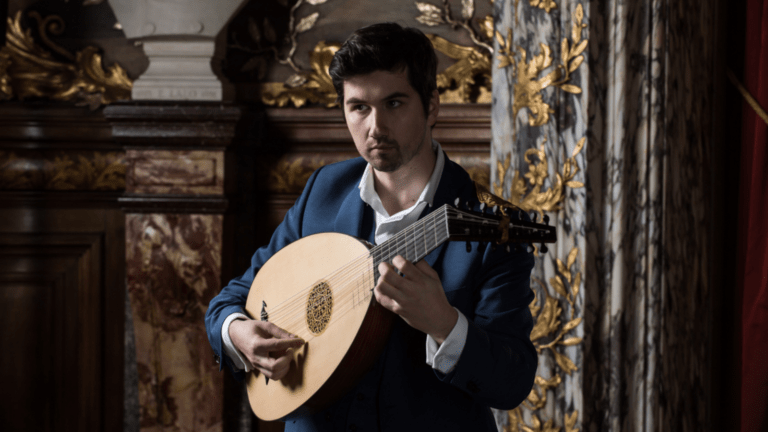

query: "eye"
xmin=352 ymin=104 xmax=369 ymax=112
xmin=387 ymin=100 xmax=402 ymax=108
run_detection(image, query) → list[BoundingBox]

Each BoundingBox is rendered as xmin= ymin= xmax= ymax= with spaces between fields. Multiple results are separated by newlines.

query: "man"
xmin=205 ymin=22 xmax=537 ymax=431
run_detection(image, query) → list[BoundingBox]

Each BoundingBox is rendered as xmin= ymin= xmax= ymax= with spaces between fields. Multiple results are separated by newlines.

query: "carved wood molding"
xmin=259 ymin=104 xmax=491 ymax=195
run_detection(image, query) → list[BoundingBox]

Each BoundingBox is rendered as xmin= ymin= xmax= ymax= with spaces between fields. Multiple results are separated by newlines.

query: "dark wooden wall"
xmin=0 ymin=101 xmax=490 ymax=432
xmin=0 ymin=103 xmax=125 ymax=432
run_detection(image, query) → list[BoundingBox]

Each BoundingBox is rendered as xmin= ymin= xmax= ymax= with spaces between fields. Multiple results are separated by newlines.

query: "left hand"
xmin=374 ymin=255 xmax=458 ymax=344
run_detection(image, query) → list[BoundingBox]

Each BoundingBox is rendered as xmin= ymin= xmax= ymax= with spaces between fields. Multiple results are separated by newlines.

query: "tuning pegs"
xmin=531 ymin=212 xmax=538 ymax=222
xmin=479 ymin=202 xmax=487 ymax=213
xmin=543 ymin=214 xmax=550 ymax=224
xmin=492 ymin=205 xmax=500 ymax=215
xmin=454 ymin=197 xmax=461 ymax=208
xmin=518 ymin=210 xmax=523 ymax=220
xmin=540 ymin=244 xmax=548 ymax=254
xmin=526 ymin=244 xmax=534 ymax=254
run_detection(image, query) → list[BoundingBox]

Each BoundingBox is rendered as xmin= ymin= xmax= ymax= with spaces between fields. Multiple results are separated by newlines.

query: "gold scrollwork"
xmin=0 ymin=150 xmax=126 ymax=191
xmin=505 ymin=247 xmax=582 ymax=432
xmin=494 ymin=136 xmax=584 ymax=220
xmin=259 ymin=35 xmax=493 ymax=107
xmin=428 ymin=34 xmax=492 ymax=104
xmin=529 ymin=0 xmax=558 ymax=13
xmin=262 ymin=155 xmax=335 ymax=194
xmin=496 ymin=4 xmax=587 ymax=127
xmin=258 ymin=0 xmax=496 ymax=107
xmin=0 ymin=11 xmax=132 ymax=107
xmin=259 ymin=41 xmax=339 ymax=108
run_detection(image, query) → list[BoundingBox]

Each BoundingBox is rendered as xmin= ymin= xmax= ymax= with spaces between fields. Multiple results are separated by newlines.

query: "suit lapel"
xmin=334 ymin=183 xmax=368 ymax=239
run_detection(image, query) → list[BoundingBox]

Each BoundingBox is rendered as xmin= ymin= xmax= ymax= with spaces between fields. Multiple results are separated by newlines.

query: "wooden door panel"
xmin=0 ymin=209 xmax=124 ymax=432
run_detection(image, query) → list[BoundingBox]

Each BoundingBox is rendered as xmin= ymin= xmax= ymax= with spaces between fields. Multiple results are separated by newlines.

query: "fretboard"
xmin=369 ymin=204 xmax=450 ymax=281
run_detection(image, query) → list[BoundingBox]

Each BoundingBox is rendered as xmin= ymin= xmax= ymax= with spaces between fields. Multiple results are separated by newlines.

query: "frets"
xmin=369 ymin=204 xmax=450 ymax=281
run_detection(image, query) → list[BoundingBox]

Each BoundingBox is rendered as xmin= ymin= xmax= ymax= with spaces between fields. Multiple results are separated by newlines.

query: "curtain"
xmin=739 ymin=1 xmax=768 ymax=431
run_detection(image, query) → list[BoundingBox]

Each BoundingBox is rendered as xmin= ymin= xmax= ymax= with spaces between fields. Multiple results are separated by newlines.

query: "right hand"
xmin=229 ymin=319 xmax=305 ymax=381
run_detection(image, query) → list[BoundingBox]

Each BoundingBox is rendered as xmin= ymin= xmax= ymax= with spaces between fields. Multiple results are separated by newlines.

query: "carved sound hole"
xmin=306 ymin=281 xmax=333 ymax=335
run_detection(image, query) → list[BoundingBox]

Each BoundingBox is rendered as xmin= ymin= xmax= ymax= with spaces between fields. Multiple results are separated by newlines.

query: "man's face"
xmin=342 ymin=69 xmax=439 ymax=173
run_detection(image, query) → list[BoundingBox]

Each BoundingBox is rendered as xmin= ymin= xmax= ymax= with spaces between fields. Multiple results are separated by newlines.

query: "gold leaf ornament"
xmin=0 ymin=11 xmax=131 ymax=106
xmin=415 ymin=2 xmax=445 ymax=26
xmin=496 ymin=5 xmax=588 ymax=127
xmin=461 ymin=0 xmax=475 ymax=19
xmin=565 ymin=411 xmax=579 ymax=432
xmin=530 ymin=0 xmax=558 ymax=13
xmin=494 ymin=137 xmax=585 ymax=220
xmin=0 ymin=52 xmax=11 ymax=99
xmin=427 ymin=34 xmax=492 ymax=103
xmin=260 ymin=41 xmax=339 ymax=108
xmin=295 ymin=12 xmax=319 ymax=33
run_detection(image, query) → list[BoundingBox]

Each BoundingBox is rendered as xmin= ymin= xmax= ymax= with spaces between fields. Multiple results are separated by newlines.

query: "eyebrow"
xmin=345 ymin=92 xmax=410 ymax=106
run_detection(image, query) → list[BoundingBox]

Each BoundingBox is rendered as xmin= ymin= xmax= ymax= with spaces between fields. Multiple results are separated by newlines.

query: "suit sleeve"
xmin=436 ymin=242 xmax=537 ymax=410
xmin=204 ymin=167 xmax=323 ymax=378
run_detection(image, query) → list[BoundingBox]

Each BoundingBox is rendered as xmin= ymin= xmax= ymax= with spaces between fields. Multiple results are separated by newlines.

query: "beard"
xmin=364 ymin=132 xmax=426 ymax=173
xmin=367 ymin=145 xmax=404 ymax=172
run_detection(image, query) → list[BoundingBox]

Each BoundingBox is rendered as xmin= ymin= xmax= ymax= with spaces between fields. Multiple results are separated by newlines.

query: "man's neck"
xmin=373 ymin=144 xmax=437 ymax=216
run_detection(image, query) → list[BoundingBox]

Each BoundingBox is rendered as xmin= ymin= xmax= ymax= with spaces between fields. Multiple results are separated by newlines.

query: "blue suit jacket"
xmin=205 ymin=154 xmax=537 ymax=431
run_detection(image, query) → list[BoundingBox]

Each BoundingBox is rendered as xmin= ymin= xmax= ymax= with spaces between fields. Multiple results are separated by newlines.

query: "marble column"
xmin=491 ymin=0 xmax=716 ymax=431
xmin=105 ymin=103 xmax=244 ymax=432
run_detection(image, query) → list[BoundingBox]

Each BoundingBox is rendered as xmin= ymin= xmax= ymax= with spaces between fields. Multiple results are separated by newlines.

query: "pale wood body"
xmin=245 ymin=232 xmax=393 ymax=421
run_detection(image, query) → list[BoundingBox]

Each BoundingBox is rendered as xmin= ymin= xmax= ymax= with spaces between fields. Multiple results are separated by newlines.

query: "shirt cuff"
xmin=222 ymin=311 xmax=251 ymax=372
xmin=425 ymin=308 xmax=468 ymax=374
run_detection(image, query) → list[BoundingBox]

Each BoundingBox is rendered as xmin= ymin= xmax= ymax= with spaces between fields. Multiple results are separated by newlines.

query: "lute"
xmin=244 ymin=200 xmax=556 ymax=421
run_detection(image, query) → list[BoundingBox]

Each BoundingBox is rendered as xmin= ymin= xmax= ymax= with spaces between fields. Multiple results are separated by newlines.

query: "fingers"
xmin=413 ymin=259 xmax=439 ymax=279
xmin=374 ymin=279 xmax=402 ymax=314
xmin=230 ymin=319 xmax=305 ymax=381
xmin=255 ymin=348 xmax=295 ymax=380
xmin=391 ymin=255 xmax=419 ymax=280
xmin=256 ymin=320 xmax=301 ymax=341
xmin=261 ymin=335 xmax=305 ymax=352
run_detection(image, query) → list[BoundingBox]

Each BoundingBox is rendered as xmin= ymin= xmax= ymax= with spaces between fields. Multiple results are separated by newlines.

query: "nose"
xmin=368 ymin=108 xmax=389 ymax=141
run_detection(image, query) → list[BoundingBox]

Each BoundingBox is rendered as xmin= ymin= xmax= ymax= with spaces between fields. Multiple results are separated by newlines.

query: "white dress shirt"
xmin=222 ymin=140 xmax=467 ymax=374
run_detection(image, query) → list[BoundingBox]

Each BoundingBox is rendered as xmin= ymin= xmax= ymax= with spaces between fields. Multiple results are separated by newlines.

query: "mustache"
xmin=368 ymin=136 xmax=398 ymax=147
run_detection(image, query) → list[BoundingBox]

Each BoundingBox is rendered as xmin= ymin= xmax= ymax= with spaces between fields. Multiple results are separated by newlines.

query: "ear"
xmin=427 ymin=89 xmax=440 ymax=127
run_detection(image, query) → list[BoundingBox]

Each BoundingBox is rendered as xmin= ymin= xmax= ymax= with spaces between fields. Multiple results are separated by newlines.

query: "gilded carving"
xmin=428 ymin=34 xmax=492 ymax=103
xmin=414 ymin=0 xmax=494 ymax=53
xmin=494 ymin=137 xmax=584 ymax=220
xmin=254 ymin=0 xmax=495 ymax=106
xmin=496 ymin=4 xmax=587 ymax=126
xmin=262 ymin=155 xmax=342 ymax=194
xmin=505 ymin=247 xmax=582 ymax=432
xmin=0 ymin=150 xmax=126 ymax=190
xmin=529 ymin=0 xmax=557 ymax=13
xmin=495 ymin=4 xmax=587 ymax=431
xmin=413 ymin=0 xmax=495 ymax=103
xmin=259 ymin=41 xmax=339 ymax=108
xmin=240 ymin=0 xmax=329 ymax=75
xmin=0 ymin=12 xmax=132 ymax=107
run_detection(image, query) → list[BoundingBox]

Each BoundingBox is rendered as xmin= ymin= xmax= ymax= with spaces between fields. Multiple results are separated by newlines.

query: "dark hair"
xmin=329 ymin=22 xmax=438 ymax=115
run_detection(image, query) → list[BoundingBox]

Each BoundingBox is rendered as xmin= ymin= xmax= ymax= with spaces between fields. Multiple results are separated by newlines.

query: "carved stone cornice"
xmin=102 ymin=102 xmax=245 ymax=214
xmin=104 ymin=102 xmax=245 ymax=148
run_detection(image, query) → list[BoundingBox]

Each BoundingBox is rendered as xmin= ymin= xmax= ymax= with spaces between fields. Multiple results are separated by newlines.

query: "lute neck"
xmin=369 ymin=204 xmax=450 ymax=277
